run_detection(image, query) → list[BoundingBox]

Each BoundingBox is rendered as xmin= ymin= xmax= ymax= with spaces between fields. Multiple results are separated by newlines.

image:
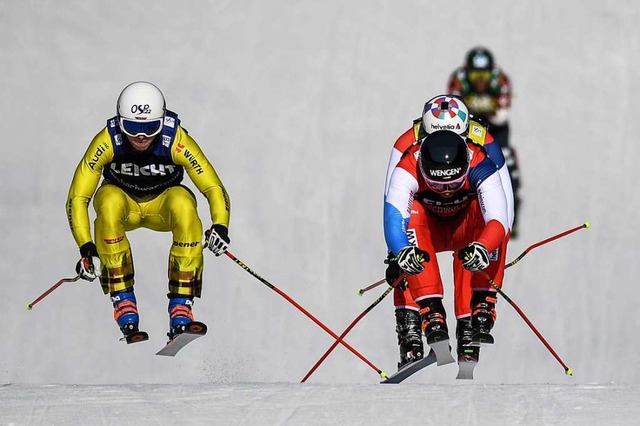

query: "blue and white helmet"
xmin=117 ymin=81 xmax=166 ymax=137
xmin=422 ymin=95 xmax=469 ymax=135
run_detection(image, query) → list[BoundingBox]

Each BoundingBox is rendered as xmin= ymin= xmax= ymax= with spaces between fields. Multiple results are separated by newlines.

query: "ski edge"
xmin=380 ymin=349 xmax=437 ymax=384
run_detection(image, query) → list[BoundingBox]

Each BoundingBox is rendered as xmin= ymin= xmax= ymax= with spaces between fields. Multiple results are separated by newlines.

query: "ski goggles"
xmin=119 ymin=117 xmax=163 ymax=137
xmin=468 ymin=70 xmax=492 ymax=84
xmin=423 ymin=172 xmax=468 ymax=196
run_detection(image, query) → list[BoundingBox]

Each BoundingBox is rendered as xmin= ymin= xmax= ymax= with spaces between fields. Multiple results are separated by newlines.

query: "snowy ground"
xmin=2 ymin=383 xmax=639 ymax=425
xmin=2 ymin=0 xmax=640 ymax=424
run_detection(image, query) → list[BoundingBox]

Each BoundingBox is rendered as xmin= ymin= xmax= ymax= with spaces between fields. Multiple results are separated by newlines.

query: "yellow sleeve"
xmin=66 ymin=128 xmax=114 ymax=247
xmin=172 ymin=127 xmax=230 ymax=227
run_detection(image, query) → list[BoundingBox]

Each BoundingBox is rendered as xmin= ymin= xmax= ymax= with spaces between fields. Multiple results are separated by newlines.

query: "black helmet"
xmin=465 ymin=47 xmax=494 ymax=71
xmin=419 ymin=131 xmax=470 ymax=195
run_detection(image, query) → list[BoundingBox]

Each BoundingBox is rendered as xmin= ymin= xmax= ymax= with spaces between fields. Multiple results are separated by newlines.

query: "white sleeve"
xmin=476 ymin=171 xmax=509 ymax=231
xmin=497 ymin=164 xmax=515 ymax=229
xmin=384 ymin=147 xmax=403 ymax=197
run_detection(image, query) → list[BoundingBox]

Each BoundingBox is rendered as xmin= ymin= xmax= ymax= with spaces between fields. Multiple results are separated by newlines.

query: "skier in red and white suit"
xmin=384 ymin=95 xmax=513 ymax=368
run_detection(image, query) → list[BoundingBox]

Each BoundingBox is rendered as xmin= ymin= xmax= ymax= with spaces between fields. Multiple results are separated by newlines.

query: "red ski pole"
xmin=357 ymin=278 xmax=386 ymax=296
xmin=26 ymin=275 xmax=81 ymax=310
xmin=480 ymin=271 xmax=572 ymax=375
xmin=506 ymin=222 xmax=590 ymax=268
xmin=225 ymin=251 xmax=388 ymax=379
xmin=358 ymin=222 xmax=590 ymax=296
xmin=301 ymin=285 xmax=394 ymax=383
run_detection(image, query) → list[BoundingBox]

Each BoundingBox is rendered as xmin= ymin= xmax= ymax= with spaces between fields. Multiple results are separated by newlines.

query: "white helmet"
xmin=422 ymin=95 xmax=469 ymax=135
xmin=116 ymin=81 xmax=166 ymax=137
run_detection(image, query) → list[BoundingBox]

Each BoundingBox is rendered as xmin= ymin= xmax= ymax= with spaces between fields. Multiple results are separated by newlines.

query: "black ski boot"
xmin=456 ymin=317 xmax=480 ymax=380
xmin=395 ymin=309 xmax=424 ymax=369
xmin=456 ymin=317 xmax=480 ymax=361
xmin=470 ymin=291 xmax=497 ymax=346
xmin=418 ymin=298 xmax=455 ymax=366
xmin=456 ymin=317 xmax=479 ymax=362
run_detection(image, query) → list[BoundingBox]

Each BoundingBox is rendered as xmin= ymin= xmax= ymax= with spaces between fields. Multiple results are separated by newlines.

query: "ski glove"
xmin=204 ymin=224 xmax=230 ymax=256
xmin=396 ymin=246 xmax=430 ymax=275
xmin=458 ymin=242 xmax=490 ymax=272
xmin=384 ymin=253 xmax=407 ymax=291
xmin=75 ymin=241 xmax=100 ymax=282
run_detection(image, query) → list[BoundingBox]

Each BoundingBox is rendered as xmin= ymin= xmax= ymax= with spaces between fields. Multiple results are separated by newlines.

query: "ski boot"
xmin=456 ymin=317 xmax=479 ymax=379
xmin=456 ymin=317 xmax=479 ymax=361
xmin=167 ymin=294 xmax=195 ymax=340
xmin=470 ymin=290 xmax=497 ymax=346
xmin=418 ymin=298 xmax=455 ymax=366
xmin=395 ymin=309 xmax=424 ymax=369
xmin=111 ymin=290 xmax=148 ymax=343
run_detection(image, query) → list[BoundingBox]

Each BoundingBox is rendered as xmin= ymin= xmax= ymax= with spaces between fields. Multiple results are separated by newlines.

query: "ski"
xmin=456 ymin=355 xmax=478 ymax=380
xmin=468 ymin=332 xmax=494 ymax=347
xmin=381 ymin=349 xmax=437 ymax=384
xmin=120 ymin=331 xmax=149 ymax=344
xmin=426 ymin=332 xmax=456 ymax=366
xmin=156 ymin=321 xmax=207 ymax=357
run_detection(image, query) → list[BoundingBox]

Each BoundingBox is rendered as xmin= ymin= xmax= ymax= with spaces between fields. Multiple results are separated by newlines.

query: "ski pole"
xmin=479 ymin=271 xmax=572 ymax=376
xmin=224 ymin=251 xmax=388 ymax=379
xmin=355 ymin=221 xmax=589 ymax=297
xmin=357 ymin=278 xmax=386 ymax=296
xmin=301 ymin=285 xmax=394 ymax=383
xmin=506 ymin=222 xmax=590 ymax=268
xmin=26 ymin=275 xmax=81 ymax=310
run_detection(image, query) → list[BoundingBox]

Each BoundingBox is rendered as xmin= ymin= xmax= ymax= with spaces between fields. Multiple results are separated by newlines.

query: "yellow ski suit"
xmin=66 ymin=111 xmax=230 ymax=297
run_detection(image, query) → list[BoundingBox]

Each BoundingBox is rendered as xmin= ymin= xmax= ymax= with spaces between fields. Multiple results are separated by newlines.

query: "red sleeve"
xmin=447 ymin=69 xmax=463 ymax=95
xmin=393 ymin=128 xmax=416 ymax=153
xmin=476 ymin=219 xmax=506 ymax=252
xmin=397 ymin=144 xmax=420 ymax=174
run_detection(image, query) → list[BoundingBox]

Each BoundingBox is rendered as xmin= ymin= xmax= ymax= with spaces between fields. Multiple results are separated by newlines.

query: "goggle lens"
xmin=468 ymin=70 xmax=492 ymax=84
xmin=119 ymin=118 xmax=163 ymax=137
xmin=425 ymin=173 xmax=467 ymax=194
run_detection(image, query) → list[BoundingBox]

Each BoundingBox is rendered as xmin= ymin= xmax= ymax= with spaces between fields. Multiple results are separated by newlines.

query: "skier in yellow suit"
xmin=66 ymin=81 xmax=231 ymax=341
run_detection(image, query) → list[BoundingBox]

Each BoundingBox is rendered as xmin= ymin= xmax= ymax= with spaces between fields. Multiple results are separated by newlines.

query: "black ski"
xmin=381 ymin=349 xmax=437 ymax=384
xmin=156 ymin=321 xmax=207 ymax=357
xmin=120 ymin=331 xmax=149 ymax=344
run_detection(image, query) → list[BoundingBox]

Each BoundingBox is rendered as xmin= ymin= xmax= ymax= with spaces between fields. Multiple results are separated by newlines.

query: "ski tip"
xmin=584 ymin=221 xmax=591 ymax=229
xmin=25 ymin=303 xmax=33 ymax=311
xmin=124 ymin=331 xmax=149 ymax=344
xmin=565 ymin=367 xmax=573 ymax=376
xmin=187 ymin=321 xmax=208 ymax=334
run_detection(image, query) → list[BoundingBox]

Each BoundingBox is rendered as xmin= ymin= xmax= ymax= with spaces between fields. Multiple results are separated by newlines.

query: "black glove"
xmin=384 ymin=254 xmax=407 ymax=291
xmin=457 ymin=242 xmax=490 ymax=272
xmin=75 ymin=242 xmax=99 ymax=281
xmin=396 ymin=246 xmax=430 ymax=275
xmin=204 ymin=224 xmax=230 ymax=256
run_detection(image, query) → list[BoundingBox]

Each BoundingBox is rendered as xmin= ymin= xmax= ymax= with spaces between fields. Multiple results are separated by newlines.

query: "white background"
xmin=1 ymin=1 xmax=639 ymax=424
